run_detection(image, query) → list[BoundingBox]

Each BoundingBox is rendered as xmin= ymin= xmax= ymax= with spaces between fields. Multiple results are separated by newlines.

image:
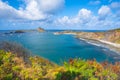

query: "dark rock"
xmin=14 ymin=30 xmax=25 ymax=33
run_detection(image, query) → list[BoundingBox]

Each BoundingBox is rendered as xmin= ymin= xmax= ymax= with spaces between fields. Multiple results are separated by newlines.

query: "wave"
xmin=79 ymin=38 xmax=102 ymax=47
xmin=79 ymin=38 xmax=120 ymax=55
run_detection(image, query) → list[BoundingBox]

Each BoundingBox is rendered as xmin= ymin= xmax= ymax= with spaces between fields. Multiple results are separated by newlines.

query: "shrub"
xmin=0 ymin=48 xmax=120 ymax=80
xmin=55 ymin=59 xmax=119 ymax=80
xmin=0 ymin=41 xmax=31 ymax=62
xmin=0 ymin=50 xmax=58 ymax=80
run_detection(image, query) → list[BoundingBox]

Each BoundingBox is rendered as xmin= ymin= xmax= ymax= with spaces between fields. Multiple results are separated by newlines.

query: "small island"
xmin=14 ymin=30 xmax=25 ymax=33
xmin=4 ymin=30 xmax=25 ymax=34
xmin=37 ymin=27 xmax=45 ymax=32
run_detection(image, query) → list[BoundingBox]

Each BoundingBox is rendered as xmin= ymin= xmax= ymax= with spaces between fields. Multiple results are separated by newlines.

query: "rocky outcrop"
xmin=4 ymin=30 xmax=25 ymax=34
xmin=14 ymin=30 xmax=25 ymax=33
xmin=37 ymin=27 xmax=45 ymax=32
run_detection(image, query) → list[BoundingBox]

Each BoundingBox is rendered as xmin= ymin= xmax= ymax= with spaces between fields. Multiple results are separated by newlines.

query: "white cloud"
xmin=78 ymin=9 xmax=91 ymax=17
xmin=89 ymin=0 xmax=101 ymax=5
xmin=55 ymin=8 xmax=92 ymax=27
xmin=98 ymin=5 xmax=111 ymax=20
xmin=110 ymin=2 xmax=120 ymax=9
xmin=55 ymin=6 xmax=119 ymax=30
xmin=0 ymin=0 xmax=64 ymax=20
xmin=19 ymin=0 xmax=47 ymax=20
xmin=0 ymin=0 xmax=119 ymax=30
xmin=0 ymin=1 xmax=20 ymax=19
xmin=78 ymin=9 xmax=92 ymax=22
xmin=98 ymin=6 xmax=111 ymax=16
xmin=57 ymin=16 xmax=70 ymax=24
xmin=27 ymin=0 xmax=64 ymax=13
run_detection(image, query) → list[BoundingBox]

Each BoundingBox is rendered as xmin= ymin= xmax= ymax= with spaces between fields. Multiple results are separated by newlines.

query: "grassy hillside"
xmin=76 ymin=28 xmax=120 ymax=44
xmin=105 ymin=28 xmax=120 ymax=43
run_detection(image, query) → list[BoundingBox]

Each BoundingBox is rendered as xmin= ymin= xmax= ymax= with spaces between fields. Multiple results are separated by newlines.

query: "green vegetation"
xmin=56 ymin=59 xmax=120 ymax=80
xmin=111 ymin=28 xmax=120 ymax=32
xmin=0 ymin=41 xmax=30 ymax=62
xmin=0 ymin=50 xmax=120 ymax=80
xmin=0 ymin=41 xmax=120 ymax=80
xmin=0 ymin=50 xmax=58 ymax=80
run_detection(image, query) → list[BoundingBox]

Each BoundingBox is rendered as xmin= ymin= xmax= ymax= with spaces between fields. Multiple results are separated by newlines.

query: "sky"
xmin=0 ymin=0 xmax=120 ymax=30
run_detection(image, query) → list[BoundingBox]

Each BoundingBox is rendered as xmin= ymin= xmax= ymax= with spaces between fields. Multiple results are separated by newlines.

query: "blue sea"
xmin=0 ymin=30 xmax=120 ymax=64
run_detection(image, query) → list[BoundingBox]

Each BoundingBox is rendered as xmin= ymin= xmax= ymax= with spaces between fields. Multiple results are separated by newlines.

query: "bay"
xmin=0 ymin=30 xmax=119 ymax=64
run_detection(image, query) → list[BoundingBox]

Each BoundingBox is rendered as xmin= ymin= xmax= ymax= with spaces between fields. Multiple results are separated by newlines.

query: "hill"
xmin=76 ymin=28 xmax=120 ymax=44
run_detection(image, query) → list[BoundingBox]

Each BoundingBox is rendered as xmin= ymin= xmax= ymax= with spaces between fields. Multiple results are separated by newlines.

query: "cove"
xmin=0 ymin=31 xmax=119 ymax=64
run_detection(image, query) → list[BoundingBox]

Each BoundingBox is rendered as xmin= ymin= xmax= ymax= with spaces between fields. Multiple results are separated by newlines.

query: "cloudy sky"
xmin=0 ymin=0 xmax=120 ymax=30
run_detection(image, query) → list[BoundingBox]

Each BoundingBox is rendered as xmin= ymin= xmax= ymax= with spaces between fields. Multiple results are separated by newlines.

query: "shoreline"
xmin=98 ymin=40 xmax=120 ymax=48
xmin=53 ymin=32 xmax=120 ymax=55
xmin=79 ymin=38 xmax=120 ymax=56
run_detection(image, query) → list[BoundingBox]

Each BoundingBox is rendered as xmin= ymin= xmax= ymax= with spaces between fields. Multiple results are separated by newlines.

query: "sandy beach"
xmin=98 ymin=40 xmax=120 ymax=48
xmin=79 ymin=38 xmax=120 ymax=56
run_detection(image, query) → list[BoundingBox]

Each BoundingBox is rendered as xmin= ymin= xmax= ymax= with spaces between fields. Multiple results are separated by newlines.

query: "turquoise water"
xmin=0 ymin=31 xmax=119 ymax=64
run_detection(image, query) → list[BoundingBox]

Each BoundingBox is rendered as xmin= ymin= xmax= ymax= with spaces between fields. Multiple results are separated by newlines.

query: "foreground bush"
xmin=56 ymin=59 xmax=120 ymax=80
xmin=0 ymin=50 xmax=120 ymax=80
xmin=0 ymin=41 xmax=30 ymax=62
xmin=0 ymin=50 xmax=58 ymax=80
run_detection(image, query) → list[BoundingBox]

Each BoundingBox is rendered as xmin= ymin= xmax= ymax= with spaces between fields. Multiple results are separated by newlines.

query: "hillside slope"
xmin=0 ymin=50 xmax=120 ymax=80
xmin=76 ymin=28 xmax=120 ymax=44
